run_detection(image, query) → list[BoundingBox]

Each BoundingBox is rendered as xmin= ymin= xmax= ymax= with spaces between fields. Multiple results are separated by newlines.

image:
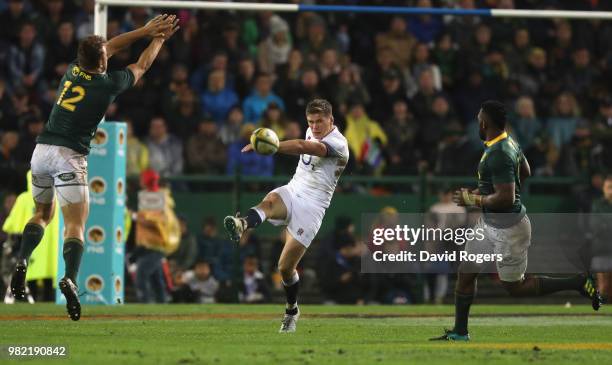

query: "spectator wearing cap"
xmin=344 ymin=101 xmax=388 ymax=174
xmin=7 ymin=22 xmax=45 ymax=96
xmin=186 ymin=119 xmax=227 ymax=174
xmin=258 ymin=15 xmax=291 ymax=74
xmin=226 ymin=124 xmax=274 ymax=176
xmin=376 ymin=16 xmax=416 ymax=70
xmin=242 ymin=72 xmax=285 ymax=123
xmin=200 ymin=69 xmax=238 ymax=124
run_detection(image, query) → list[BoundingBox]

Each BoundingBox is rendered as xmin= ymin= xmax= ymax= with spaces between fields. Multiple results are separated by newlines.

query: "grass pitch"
xmin=0 ymin=303 xmax=610 ymax=364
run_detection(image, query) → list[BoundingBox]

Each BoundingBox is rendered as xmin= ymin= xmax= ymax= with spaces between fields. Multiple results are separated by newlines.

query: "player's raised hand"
xmin=143 ymin=14 xmax=173 ymax=38
xmin=156 ymin=15 xmax=180 ymax=41
xmin=241 ymin=144 xmax=254 ymax=153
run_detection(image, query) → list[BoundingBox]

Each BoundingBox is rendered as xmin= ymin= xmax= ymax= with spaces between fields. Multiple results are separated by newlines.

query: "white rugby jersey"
xmin=287 ymin=126 xmax=349 ymax=208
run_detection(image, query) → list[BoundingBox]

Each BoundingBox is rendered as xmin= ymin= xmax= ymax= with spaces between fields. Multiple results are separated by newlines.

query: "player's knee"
xmin=64 ymin=223 xmax=85 ymax=240
xmin=277 ymin=260 xmax=294 ymax=281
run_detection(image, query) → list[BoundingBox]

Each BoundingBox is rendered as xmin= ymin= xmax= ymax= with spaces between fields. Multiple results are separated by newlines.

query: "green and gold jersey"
xmin=37 ymin=61 xmax=134 ymax=154
xmin=477 ymin=131 xmax=526 ymax=226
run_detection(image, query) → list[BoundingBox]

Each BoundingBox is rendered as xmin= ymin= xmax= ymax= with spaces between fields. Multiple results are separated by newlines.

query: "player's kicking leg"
xmin=224 ymin=192 xmax=287 ymax=243
xmin=10 ymin=201 xmax=55 ymax=302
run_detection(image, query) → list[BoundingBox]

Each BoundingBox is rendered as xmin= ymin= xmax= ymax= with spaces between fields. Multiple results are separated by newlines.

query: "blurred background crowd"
xmin=1 ymin=0 xmax=612 ymax=304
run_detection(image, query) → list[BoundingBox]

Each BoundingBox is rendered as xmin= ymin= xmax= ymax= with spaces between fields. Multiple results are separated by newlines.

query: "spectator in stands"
xmin=186 ymin=119 xmax=227 ymax=174
xmin=168 ymin=216 xmax=198 ymax=273
xmin=421 ymin=94 xmax=459 ymax=164
xmin=505 ymin=27 xmax=531 ymax=74
xmin=509 ymin=96 xmax=542 ymax=150
xmin=168 ymin=89 xmax=201 ymax=140
xmin=0 ymin=130 xmax=21 ymax=192
xmin=258 ymin=14 xmax=291 ymax=74
xmin=367 ymin=47 xmax=401 ymax=100
xmin=411 ymin=43 xmax=442 ymax=91
xmin=592 ymin=98 xmax=612 ymax=170
xmin=547 ymin=92 xmax=580 ymax=150
xmin=200 ymin=69 xmax=238 ymax=123
xmin=333 ymin=65 xmax=370 ymax=116
xmin=14 ymin=111 xmax=44 ymax=164
xmin=370 ymin=68 xmax=406 ymax=123
xmin=146 ymin=117 xmax=184 ymax=178
xmin=408 ymin=0 xmax=443 ymax=43
xmin=434 ymin=122 xmax=476 ymax=176
xmin=75 ymin=0 xmax=94 ymax=40
xmin=126 ymin=119 xmax=149 ymax=177
xmin=218 ymin=105 xmax=244 ymax=145
xmin=196 ymin=217 xmax=234 ymax=283
xmin=242 ymin=73 xmax=285 ymax=123
xmin=235 ymin=57 xmax=256 ymax=100
xmin=0 ymin=79 xmax=17 ymax=130
xmin=317 ymin=231 xmax=364 ymax=304
xmin=432 ymin=33 xmax=457 ymax=89
xmin=275 ymin=49 xmax=303 ymax=98
xmin=344 ymin=101 xmax=388 ymax=174
xmin=37 ymin=0 xmax=65 ymax=43
xmin=7 ymin=22 xmax=45 ymax=96
xmin=227 ymin=124 xmax=274 ymax=176
xmin=318 ymin=48 xmax=341 ymax=94
xmin=239 ymin=255 xmax=270 ymax=303
xmin=565 ymin=47 xmax=599 ymax=110
xmin=376 ymin=15 xmax=416 ymax=70
xmin=258 ymin=102 xmax=287 ymax=140
xmin=162 ymin=64 xmax=191 ymax=118
xmin=383 ymin=99 xmax=421 ymax=175
xmin=44 ymin=20 xmax=77 ymax=84
xmin=284 ymin=67 xmax=323 ymax=120
xmin=299 ymin=14 xmax=338 ymax=63
xmin=410 ymin=68 xmax=439 ymax=119
xmin=0 ymin=0 xmax=28 ymax=42
xmin=175 ymin=260 xmax=219 ymax=303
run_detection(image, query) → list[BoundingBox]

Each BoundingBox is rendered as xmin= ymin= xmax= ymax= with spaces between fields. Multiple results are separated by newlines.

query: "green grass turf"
xmin=0 ymin=303 xmax=610 ymax=365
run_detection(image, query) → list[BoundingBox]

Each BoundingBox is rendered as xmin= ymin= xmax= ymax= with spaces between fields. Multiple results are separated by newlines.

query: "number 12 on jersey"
xmin=57 ymin=81 xmax=85 ymax=112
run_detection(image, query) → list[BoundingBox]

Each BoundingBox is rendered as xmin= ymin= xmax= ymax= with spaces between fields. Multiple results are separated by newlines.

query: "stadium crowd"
xmin=1 ymin=0 xmax=612 ymax=304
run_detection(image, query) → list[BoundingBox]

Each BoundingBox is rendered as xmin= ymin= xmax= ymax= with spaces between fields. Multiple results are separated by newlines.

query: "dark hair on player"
xmin=78 ymin=35 xmax=106 ymax=71
xmin=480 ymin=100 xmax=507 ymax=130
xmin=306 ymin=98 xmax=332 ymax=116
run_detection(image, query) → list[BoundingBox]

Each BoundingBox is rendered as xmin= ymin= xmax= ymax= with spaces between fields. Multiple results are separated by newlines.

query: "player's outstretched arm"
xmin=278 ymin=139 xmax=328 ymax=157
xmin=106 ymin=14 xmax=174 ymax=58
xmin=127 ymin=16 xmax=179 ymax=84
xmin=241 ymin=139 xmax=328 ymax=157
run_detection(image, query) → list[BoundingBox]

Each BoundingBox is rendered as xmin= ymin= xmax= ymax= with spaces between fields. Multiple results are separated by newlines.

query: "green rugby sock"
xmin=63 ymin=238 xmax=84 ymax=282
xmin=18 ymin=223 xmax=45 ymax=262
xmin=453 ymin=292 xmax=474 ymax=336
xmin=536 ymin=275 xmax=584 ymax=295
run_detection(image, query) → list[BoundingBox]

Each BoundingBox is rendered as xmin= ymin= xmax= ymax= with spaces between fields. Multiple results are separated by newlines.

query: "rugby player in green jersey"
xmin=431 ymin=100 xmax=603 ymax=341
xmin=10 ymin=14 xmax=179 ymax=320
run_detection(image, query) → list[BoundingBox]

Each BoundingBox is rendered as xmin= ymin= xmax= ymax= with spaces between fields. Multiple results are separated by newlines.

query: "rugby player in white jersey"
xmin=224 ymin=99 xmax=349 ymax=333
